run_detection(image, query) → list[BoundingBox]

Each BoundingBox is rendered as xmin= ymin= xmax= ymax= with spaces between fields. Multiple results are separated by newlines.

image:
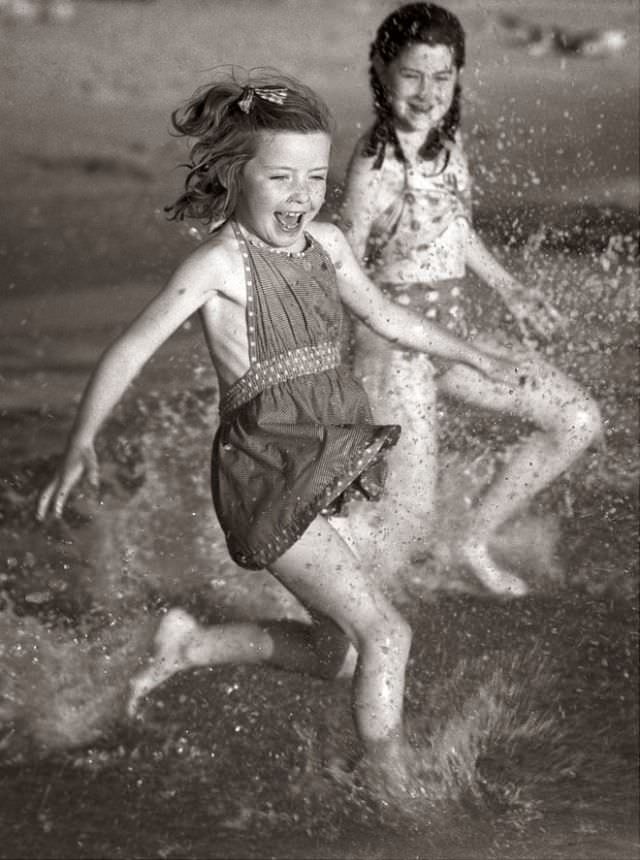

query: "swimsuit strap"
xmin=377 ymin=145 xmax=453 ymax=245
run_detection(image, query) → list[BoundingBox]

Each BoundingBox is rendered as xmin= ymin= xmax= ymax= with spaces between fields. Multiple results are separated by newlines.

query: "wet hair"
xmin=362 ymin=2 xmax=466 ymax=168
xmin=165 ymin=68 xmax=334 ymax=224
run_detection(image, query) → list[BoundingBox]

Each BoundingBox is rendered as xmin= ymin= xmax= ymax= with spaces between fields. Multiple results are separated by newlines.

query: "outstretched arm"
xmin=338 ymin=140 xmax=382 ymax=264
xmin=310 ymin=223 xmax=520 ymax=383
xmin=466 ymin=229 xmax=562 ymax=340
xmin=37 ymin=245 xmax=222 ymax=519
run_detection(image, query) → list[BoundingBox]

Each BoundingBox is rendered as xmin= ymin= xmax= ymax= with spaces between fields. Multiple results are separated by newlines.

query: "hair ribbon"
xmin=237 ymin=85 xmax=288 ymax=114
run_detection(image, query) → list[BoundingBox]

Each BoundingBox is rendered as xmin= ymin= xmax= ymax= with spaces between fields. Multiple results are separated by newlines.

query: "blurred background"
xmin=1 ymin=0 xmax=637 ymax=412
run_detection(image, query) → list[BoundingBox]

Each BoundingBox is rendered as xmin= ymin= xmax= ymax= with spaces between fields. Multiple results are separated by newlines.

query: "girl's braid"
xmin=362 ymin=64 xmax=462 ymax=168
xmin=362 ymin=58 xmax=405 ymax=168
xmin=361 ymin=2 xmax=466 ymax=168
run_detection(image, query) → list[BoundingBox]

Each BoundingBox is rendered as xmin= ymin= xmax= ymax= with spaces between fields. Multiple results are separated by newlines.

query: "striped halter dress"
xmin=211 ymin=221 xmax=400 ymax=570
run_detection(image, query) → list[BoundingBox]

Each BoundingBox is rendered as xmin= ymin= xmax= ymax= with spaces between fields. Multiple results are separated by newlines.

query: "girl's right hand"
xmin=505 ymin=285 xmax=565 ymax=342
xmin=36 ymin=442 xmax=100 ymax=521
xmin=472 ymin=349 xmax=528 ymax=387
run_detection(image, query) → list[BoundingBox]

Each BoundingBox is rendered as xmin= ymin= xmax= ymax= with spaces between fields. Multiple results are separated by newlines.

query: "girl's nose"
xmin=417 ymin=76 xmax=431 ymax=98
xmin=288 ymin=181 xmax=310 ymax=202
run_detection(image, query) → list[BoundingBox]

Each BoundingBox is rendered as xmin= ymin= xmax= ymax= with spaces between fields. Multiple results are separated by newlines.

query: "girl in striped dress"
xmin=37 ymin=71 xmax=521 ymax=790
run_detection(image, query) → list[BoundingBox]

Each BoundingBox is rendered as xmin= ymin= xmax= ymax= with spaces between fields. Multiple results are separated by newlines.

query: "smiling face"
xmin=234 ymin=131 xmax=331 ymax=251
xmin=381 ymin=42 xmax=458 ymax=135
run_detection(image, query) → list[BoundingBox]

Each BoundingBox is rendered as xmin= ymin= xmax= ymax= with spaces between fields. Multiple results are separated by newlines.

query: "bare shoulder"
xmin=306 ymin=220 xmax=349 ymax=258
xmin=450 ymin=132 xmax=470 ymax=166
xmin=341 ymin=130 xmax=384 ymax=237
xmin=171 ymin=222 xmax=245 ymax=304
xmin=344 ymin=130 xmax=381 ymax=182
xmin=346 ymin=129 xmax=377 ymax=165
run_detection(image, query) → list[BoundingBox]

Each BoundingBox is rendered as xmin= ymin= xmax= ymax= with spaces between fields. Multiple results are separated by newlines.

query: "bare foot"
xmin=461 ymin=539 xmax=529 ymax=597
xmin=127 ymin=608 xmax=200 ymax=718
xmin=354 ymin=735 xmax=420 ymax=800
xmin=323 ymin=750 xmax=360 ymax=790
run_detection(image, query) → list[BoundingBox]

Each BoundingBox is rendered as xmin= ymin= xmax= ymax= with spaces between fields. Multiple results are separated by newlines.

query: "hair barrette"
xmin=237 ymin=85 xmax=288 ymax=114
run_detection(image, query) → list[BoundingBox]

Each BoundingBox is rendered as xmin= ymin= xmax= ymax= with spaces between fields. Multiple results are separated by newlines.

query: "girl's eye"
xmin=270 ymin=175 xmax=290 ymax=181
xmin=310 ymin=175 xmax=326 ymax=182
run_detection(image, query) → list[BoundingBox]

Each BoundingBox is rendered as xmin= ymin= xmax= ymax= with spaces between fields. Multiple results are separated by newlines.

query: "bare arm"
xmin=339 ymin=140 xmax=382 ymax=263
xmin=466 ymin=229 xmax=523 ymax=299
xmin=309 ymin=223 xmax=519 ymax=380
xmin=466 ymin=229 xmax=562 ymax=339
xmin=37 ymin=242 xmax=226 ymax=518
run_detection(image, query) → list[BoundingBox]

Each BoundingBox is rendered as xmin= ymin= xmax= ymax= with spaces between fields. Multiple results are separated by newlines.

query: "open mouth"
xmin=409 ymin=103 xmax=432 ymax=117
xmin=274 ymin=211 xmax=305 ymax=232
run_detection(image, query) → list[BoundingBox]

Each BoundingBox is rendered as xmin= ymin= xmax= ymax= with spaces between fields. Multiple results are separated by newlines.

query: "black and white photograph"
xmin=0 ymin=1 xmax=638 ymax=857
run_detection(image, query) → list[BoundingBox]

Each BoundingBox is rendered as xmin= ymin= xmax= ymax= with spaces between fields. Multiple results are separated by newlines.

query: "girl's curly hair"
xmin=165 ymin=68 xmax=334 ymax=225
xmin=362 ymin=3 xmax=466 ymax=168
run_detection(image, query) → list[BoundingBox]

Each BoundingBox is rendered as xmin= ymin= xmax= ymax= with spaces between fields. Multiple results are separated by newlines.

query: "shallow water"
xmin=0 ymin=594 xmax=637 ymax=859
xmin=1 ymin=236 xmax=638 ymax=859
xmin=1 ymin=0 xmax=638 ymax=853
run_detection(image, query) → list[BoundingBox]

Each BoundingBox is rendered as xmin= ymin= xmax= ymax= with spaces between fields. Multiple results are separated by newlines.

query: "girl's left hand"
xmin=36 ymin=442 xmax=100 ymax=521
xmin=469 ymin=335 xmax=545 ymax=388
xmin=505 ymin=286 xmax=564 ymax=342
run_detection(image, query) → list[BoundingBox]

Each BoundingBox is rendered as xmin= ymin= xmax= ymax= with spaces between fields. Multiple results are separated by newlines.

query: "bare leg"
xmin=127 ymin=605 xmax=356 ymax=719
xmin=128 ymin=608 xmax=200 ymax=717
xmin=269 ymin=516 xmax=412 ymax=771
xmin=438 ymin=350 xmax=602 ymax=595
xmin=128 ymin=518 xmax=413 ymax=781
xmin=353 ymin=324 xmax=438 ymax=565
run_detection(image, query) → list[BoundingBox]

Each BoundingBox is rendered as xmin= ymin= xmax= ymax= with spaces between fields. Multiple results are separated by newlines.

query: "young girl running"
xmin=340 ymin=2 xmax=602 ymax=596
xmin=37 ymin=71 xmax=520 ymax=788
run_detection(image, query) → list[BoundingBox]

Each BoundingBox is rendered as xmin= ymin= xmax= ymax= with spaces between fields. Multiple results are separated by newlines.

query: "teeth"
xmin=275 ymin=211 xmax=303 ymax=231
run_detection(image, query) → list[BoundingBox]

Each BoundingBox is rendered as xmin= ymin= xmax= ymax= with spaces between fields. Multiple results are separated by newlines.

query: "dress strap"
xmin=230 ymin=220 xmax=259 ymax=365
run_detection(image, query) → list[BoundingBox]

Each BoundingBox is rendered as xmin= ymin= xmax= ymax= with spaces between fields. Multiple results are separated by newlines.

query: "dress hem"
xmin=227 ymin=423 xmax=401 ymax=570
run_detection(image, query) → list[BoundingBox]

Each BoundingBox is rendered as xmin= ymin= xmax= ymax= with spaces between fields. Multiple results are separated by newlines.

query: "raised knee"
xmin=315 ymin=630 xmax=355 ymax=680
xmin=562 ymin=396 xmax=603 ymax=451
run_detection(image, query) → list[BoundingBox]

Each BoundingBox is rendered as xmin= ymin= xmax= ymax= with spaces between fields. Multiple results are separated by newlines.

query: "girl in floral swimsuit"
xmin=341 ymin=2 xmax=602 ymax=596
xmin=37 ymin=71 xmax=518 ymax=790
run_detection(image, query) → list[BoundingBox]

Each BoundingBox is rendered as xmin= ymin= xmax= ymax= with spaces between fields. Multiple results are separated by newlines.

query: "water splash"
xmin=0 ymin=220 xmax=637 ymax=764
xmin=0 ymin=592 xmax=144 ymax=755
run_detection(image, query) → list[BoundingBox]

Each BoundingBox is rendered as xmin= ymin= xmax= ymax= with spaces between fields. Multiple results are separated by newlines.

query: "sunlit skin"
xmin=234 ymin=131 xmax=330 ymax=252
xmin=37 ymin=118 xmax=526 ymax=788
xmin=379 ymin=43 xmax=458 ymax=150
